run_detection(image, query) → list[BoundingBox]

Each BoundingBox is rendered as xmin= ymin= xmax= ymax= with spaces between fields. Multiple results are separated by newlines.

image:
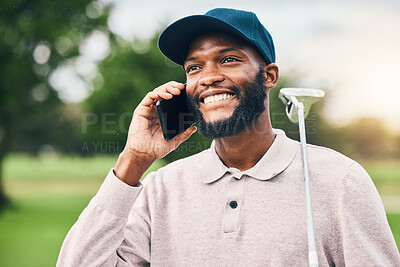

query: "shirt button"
xmin=229 ymin=201 xmax=238 ymax=209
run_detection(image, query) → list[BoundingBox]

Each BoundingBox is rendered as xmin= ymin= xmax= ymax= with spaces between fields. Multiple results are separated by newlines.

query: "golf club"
xmin=279 ymin=88 xmax=325 ymax=267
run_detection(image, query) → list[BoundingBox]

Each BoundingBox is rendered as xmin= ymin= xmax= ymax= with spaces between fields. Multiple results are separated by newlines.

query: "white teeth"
xmin=203 ymin=93 xmax=233 ymax=104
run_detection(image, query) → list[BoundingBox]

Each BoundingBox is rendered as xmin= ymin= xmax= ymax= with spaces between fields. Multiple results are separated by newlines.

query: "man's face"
xmin=184 ymin=32 xmax=267 ymax=138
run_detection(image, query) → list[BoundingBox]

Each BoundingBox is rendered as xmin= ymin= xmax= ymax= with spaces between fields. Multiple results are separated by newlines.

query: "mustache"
xmin=192 ymin=85 xmax=242 ymax=105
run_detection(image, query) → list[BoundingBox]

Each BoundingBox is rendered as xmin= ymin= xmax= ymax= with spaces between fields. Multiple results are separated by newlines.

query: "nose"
xmin=198 ymin=65 xmax=224 ymax=87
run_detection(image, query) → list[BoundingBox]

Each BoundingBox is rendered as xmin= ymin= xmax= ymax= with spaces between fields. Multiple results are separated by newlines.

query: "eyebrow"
xmin=184 ymin=57 xmax=197 ymax=64
xmin=184 ymin=48 xmax=242 ymax=64
xmin=218 ymin=48 xmax=241 ymax=54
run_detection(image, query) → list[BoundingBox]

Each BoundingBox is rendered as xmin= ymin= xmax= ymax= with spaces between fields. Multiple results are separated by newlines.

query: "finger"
xmin=163 ymin=81 xmax=185 ymax=90
xmin=166 ymin=86 xmax=181 ymax=95
xmin=155 ymin=84 xmax=182 ymax=97
xmin=159 ymin=92 xmax=173 ymax=100
xmin=140 ymin=83 xmax=184 ymax=107
xmin=139 ymin=91 xmax=160 ymax=106
xmin=172 ymin=126 xmax=197 ymax=147
xmin=153 ymin=81 xmax=184 ymax=93
xmin=139 ymin=91 xmax=172 ymax=106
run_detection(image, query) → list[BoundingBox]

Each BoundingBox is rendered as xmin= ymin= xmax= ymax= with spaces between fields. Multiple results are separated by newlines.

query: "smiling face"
xmin=184 ymin=32 xmax=269 ymax=138
xmin=185 ymin=32 xmax=266 ymax=122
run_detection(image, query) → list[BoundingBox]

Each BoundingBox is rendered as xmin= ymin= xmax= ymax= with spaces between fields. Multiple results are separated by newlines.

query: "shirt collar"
xmin=198 ymin=129 xmax=299 ymax=183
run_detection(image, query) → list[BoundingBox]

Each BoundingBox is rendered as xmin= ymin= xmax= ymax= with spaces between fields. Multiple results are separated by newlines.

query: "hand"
xmin=114 ymin=81 xmax=197 ymax=185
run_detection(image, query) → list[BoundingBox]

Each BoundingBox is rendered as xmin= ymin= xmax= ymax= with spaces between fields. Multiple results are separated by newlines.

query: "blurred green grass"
xmin=4 ymin=154 xmax=124 ymax=181
xmin=361 ymin=160 xmax=400 ymax=196
xmin=0 ymin=154 xmax=399 ymax=266
xmin=0 ymin=195 xmax=92 ymax=267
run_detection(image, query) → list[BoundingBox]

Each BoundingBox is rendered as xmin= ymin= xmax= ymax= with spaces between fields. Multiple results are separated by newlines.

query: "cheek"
xmin=230 ymin=69 xmax=257 ymax=85
xmin=184 ymin=83 xmax=199 ymax=109
xmin=185 ymin=82 xmax=196 ymax=99
xmin=229 ymin=75 xmax=254 ymax=95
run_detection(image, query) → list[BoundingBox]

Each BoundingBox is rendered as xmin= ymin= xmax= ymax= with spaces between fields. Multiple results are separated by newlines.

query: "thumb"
xmin=172 ymin=126 xmax=197 ymax=148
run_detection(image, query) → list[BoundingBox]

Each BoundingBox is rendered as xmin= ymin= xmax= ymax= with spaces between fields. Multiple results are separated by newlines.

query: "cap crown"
xmin=158 ymin=8 xmax=275 ymax=65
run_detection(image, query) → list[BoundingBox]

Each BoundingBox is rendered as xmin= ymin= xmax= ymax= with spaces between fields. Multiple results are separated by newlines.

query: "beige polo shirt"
xmin=57 ymin=130 xmax=400 ymax=266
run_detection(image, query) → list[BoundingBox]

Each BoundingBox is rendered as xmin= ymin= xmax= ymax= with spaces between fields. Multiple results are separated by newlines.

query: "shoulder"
xmin=306 ymin=143 xmax=356 ymax=173
xmin=303 ymin=143 xmax=372 ymax=190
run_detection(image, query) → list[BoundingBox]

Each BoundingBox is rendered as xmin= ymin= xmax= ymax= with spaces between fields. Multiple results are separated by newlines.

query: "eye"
xmin=221 ymin=57 xmax=240 ymax=64
xmin=186 ymin=65 xmax=201 ymax=73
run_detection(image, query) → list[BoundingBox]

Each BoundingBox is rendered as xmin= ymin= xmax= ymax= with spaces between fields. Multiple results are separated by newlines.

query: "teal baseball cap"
xmin=158 ymin=8 xmax=275 ymax=66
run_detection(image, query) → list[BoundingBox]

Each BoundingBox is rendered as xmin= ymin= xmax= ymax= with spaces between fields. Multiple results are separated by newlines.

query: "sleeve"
xmin=338 ymin=162 xmax=400 ymax=266
xmin=56 ymin=169 xmax=153 ymax=267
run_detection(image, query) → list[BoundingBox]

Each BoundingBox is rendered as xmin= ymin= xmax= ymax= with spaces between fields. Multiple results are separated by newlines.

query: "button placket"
xmin=223 ymin=175 xmax=246 ymax=233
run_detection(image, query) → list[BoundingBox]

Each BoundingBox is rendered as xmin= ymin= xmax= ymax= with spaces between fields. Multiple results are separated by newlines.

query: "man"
xmin=57 ymin=8 xmax=400 ymax=266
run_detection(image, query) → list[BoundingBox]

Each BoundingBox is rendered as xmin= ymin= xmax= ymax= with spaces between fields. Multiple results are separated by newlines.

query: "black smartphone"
xmin=156 ymin=86 xmax=195 ymax=141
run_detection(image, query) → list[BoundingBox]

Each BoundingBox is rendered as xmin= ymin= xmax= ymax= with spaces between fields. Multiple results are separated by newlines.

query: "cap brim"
xmin=158 ymin=15 xmax=251 ymax=66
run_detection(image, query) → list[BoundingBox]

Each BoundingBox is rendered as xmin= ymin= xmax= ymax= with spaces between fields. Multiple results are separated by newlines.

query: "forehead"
xmin=185 ymin=32 xmax=263 ymax=62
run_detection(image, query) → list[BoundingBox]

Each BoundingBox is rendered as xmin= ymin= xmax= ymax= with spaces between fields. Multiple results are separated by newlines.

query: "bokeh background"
xmin=1 ymin=0 xmax=399 ymax=265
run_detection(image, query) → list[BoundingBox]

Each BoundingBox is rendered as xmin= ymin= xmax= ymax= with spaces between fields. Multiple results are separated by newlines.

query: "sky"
xmin=51 ymin=0 xmax=400 ymax=130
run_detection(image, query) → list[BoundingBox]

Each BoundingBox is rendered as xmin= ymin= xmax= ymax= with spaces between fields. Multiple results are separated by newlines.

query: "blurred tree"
xmin=394 ymin=133 xmax=400 ymax=158
xmin=339 ymin=118 xmax=395 ymax=160
xmin=0 ymin=0 xmax=108 ymax=208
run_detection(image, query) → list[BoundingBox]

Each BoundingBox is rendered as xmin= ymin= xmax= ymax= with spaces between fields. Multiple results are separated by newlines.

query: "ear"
xmin=263 ymin=63 xmax=279 ymax=89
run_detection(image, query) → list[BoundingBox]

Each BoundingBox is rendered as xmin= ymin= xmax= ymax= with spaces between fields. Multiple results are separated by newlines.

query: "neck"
xmin=214 ymin=111 xmax=275 ymax=171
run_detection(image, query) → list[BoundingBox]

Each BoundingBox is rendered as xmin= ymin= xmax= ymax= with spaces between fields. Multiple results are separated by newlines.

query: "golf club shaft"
xmin=297 ymin=103 xmax=319 ymax=267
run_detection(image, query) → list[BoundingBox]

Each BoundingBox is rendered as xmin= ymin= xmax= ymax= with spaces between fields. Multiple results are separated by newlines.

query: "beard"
xmin=187 ymin=67 xmax=267 ymax=139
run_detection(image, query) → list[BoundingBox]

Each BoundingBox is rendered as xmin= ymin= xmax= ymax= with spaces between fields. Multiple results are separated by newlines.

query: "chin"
xmin=202 ymin=111 xmax=235 ymax=124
